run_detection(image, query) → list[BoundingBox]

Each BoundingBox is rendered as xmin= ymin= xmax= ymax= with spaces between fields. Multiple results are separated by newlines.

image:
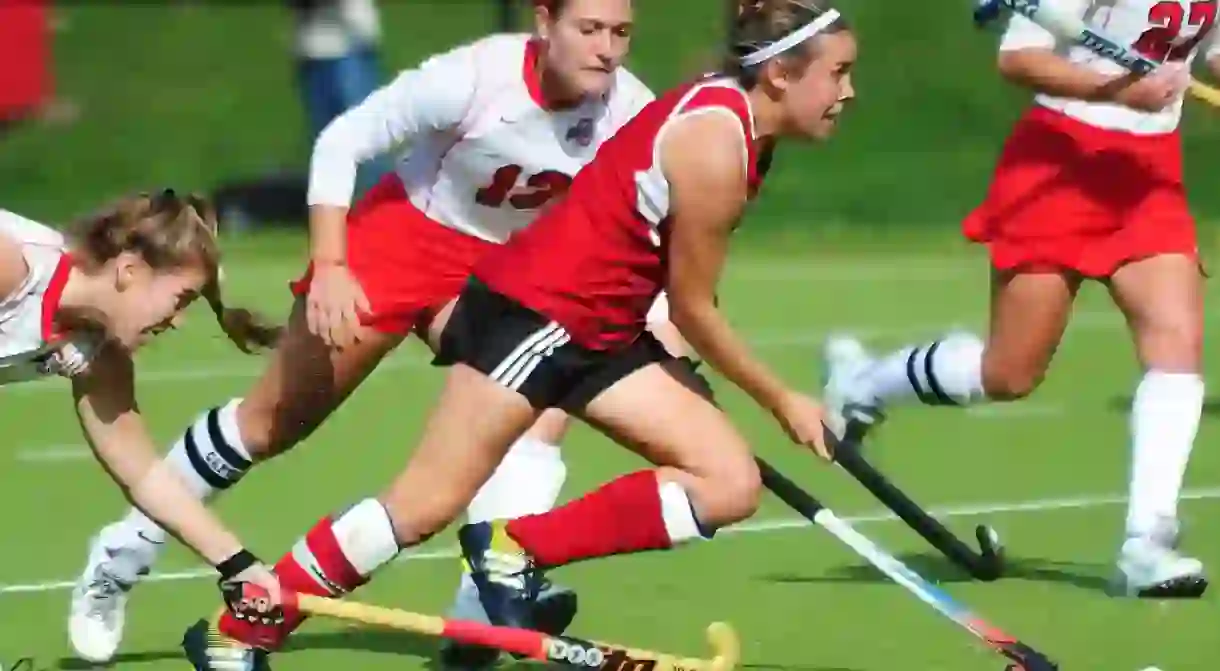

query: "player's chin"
xmin=574 ymin=69 xmax=613 ymax=97
xmin=798 ymin=114 xmax=841 ymax=142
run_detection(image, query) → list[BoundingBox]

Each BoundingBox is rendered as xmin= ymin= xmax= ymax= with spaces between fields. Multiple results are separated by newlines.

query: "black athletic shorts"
xmin=434 ymin=278 xmax=674 ymax=412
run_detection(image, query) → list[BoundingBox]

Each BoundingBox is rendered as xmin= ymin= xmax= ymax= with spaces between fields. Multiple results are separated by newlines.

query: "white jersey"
xmin=307 ymin=33 xmax=654 ymax=244
xmin=1001 ymin=0 xmax=1220 ymax=134
xmin=0 ymin=210 xmax=96 ymax=386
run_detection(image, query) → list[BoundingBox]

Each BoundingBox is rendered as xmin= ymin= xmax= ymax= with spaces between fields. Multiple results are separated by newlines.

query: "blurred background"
xmin=3 ymin=0 xmax=1216 ymax=241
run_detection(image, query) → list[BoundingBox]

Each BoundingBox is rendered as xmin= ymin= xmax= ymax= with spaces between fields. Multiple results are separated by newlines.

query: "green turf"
xmin=3 ymin=3 xmax=1220 ymax=669
xmin=2 ymin=231 xmax=1219 ymax=670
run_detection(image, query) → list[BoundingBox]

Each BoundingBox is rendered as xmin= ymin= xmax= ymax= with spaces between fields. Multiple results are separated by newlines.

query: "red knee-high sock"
xmin=219 ymin=498 xmax=399 ymax=649
xmin=504 ymin=470 xmax=706 ymax=568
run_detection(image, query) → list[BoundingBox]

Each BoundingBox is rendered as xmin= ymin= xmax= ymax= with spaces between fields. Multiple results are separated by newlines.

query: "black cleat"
xmin=181 ymin=614 xmax=271 ymax=671
xmin=437 ymin=522 xmax=578 ymax=670
xmin=1136 ymin=574 xmax=1209 ymax=599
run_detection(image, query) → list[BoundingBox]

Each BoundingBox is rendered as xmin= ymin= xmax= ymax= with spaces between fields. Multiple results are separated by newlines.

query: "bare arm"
xmin=72 ymin=343 xmax=245 ymax=566
xmin=997 ymin=49 xmax=1140 ymax=102
xmin=660 ymin=112 xmax=787 ymax=413
xmin=994 ymin=1 xmax=1146 ymax=103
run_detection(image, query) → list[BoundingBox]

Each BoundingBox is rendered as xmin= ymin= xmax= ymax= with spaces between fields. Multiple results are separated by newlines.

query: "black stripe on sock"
xmin=922 ymin=341 xmax=958 ymax=406
xmin=906 ymin=348 xmax=934 ymax=404
xmin=206 ymin=407 xmax=252 ymax=470
xmin=183 ymin=426 xmax=232 ymax=490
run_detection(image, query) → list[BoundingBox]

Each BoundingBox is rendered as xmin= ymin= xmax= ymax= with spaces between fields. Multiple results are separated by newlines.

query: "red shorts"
xmin=962 ymin=106 xmax=1196 ymax=278
xmin=290 ymin=174 xmax=497 ymax=335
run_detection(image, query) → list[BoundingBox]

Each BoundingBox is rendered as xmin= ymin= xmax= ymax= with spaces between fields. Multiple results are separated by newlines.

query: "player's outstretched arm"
xmin=660 ymin=112 xmax=828 ymax=458
xmin=71 ymin=342 xmax=249 ymax=566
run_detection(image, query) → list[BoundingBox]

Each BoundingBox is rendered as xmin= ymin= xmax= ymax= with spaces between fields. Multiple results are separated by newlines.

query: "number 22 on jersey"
xmin=1134 ymin=0 xmax=1218 ymax=62
xmin=475 ymin=164 xmax=573 ymax=211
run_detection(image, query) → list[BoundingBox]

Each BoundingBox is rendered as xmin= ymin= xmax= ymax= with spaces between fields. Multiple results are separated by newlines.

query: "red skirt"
xmin=962 ymin=106 xmax=1196 ymax=278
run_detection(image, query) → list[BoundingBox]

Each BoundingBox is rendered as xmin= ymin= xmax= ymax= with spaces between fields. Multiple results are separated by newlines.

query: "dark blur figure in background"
xmin=213 ymin=0 xmax=390 ymax=230
xmin=289 ymin=0 xmax=390 ymax=197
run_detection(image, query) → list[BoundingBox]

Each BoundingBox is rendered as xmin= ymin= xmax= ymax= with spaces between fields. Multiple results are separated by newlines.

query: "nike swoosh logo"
xmin=137 ymin=531 xmax=165 ymax=545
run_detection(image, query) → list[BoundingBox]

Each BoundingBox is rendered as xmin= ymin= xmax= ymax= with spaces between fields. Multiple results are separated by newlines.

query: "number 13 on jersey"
xmin=475 ymin=165 xmax=573 ymax=211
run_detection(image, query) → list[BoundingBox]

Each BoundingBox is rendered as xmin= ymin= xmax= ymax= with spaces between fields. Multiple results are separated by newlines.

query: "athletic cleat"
xmin=446 ymin=521 xmax=574 ymax=669
xmin=1111 ymin=534 xmax=1208 ymax=599
xmin=437 ymin=572 xmax=578 ymax=670
xmin=68 ymin=528 xmax=157 ymax=663
xmin=182 ymin=614 xmax=271 ymax=671
xmin=821 ymin=335 xmax=885 ymax=440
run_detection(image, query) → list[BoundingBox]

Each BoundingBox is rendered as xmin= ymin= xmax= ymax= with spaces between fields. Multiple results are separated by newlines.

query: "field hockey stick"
xmin=294 ymin=593 xmax=741 ymax=671
xmin=832 ymin=421 xmax=1005 ymax=581
xmin=973 ymin=0 xmax=1220 ymax=107
xmin=755 ymin=456 xmax=1058 ymax=671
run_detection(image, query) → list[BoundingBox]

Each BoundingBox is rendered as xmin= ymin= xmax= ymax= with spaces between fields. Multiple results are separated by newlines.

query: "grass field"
xmin=4 ymin=2 xmax=1220 ymax=669
xmin=1 ymin=231 xmax=1219 ymax=670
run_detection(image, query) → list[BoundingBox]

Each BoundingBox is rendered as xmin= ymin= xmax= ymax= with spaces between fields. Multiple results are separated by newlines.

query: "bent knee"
xmin=980 ymin=356 xmax=1045 ymax=401
xmin=1136 ymin=319 xmax=1202 ymax=371
xmin=693 ymin=457 xmax=761 ymax=528
xmin=236 ymin=396 xmax=318 ymax=460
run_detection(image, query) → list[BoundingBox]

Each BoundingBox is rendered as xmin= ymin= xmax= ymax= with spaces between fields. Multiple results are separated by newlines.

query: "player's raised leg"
xmin=824 ymin=268 xmax=1080 ymax=434
xmin=70 ymin=298 xmax=400 ymax=663
xmin=1106 ymin=253 xmax=1206 ymax=597
xmin=437 ymin=294 xmax=685 ymax=669
xmin=458 ymin=350 xmax=760 ymax=630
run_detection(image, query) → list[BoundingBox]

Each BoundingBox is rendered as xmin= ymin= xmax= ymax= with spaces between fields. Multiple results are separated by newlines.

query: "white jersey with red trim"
xmin=307 ymin=33 xmax=654 ymax=244
xmin=0 ymin=210 xmax=96 ymax=386
xmin=1000 ymin=0 xmax=1220 ymax=134
xmin=476 ymin=76 xmax=769 ymax=350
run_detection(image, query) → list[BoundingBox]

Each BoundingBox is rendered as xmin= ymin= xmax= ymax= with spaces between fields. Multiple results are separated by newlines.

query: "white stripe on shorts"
xmin=489 ymin=321 xmax=571 ymax=392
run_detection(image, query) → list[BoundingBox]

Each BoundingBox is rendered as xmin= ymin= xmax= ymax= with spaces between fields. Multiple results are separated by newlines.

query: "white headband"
xmin=739 ymin=9 xmax=841 ymax=67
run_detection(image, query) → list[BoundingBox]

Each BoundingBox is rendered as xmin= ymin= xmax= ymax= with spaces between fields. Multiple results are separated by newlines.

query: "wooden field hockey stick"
xmin=294 ymin=593 xmax=741 ymax=671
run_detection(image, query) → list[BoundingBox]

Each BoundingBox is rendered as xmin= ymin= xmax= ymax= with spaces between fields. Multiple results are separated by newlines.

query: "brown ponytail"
xmin=71 ymin=189 xmax=283 ymax=353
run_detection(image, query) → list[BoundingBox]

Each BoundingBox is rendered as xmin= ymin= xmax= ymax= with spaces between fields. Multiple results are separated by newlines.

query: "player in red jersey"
xmin=821 ymin=0 xmax=1215 ymax=599
xmin=199 ymin=0 xmax=856 ymax=660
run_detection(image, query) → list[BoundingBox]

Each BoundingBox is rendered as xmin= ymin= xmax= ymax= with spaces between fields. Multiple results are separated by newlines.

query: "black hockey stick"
xmin=830 ymin=421 xmax=1006 ymax=580
xmin=755 ymin=451 xmax=1057 ymax=671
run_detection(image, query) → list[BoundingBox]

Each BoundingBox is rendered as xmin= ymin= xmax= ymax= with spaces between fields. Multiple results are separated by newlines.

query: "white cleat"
xmin=1112 ymin=535 xmax=1208 ymax=599
xmin=821 ymin=335 xmax=884 ymax=440
xmin=68 ymin=525 xmax=160 ymax=662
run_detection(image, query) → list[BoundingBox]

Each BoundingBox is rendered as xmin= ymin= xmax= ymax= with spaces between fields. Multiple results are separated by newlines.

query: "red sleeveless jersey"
xmin=474 ymin=76 xmax=769 ymax=350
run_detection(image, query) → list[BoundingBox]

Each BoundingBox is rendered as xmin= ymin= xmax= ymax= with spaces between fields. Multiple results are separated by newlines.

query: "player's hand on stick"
xmin=1114 ymin=62 xmax=1190 ymax=112
xmin=772 ymin=391 xmax=832 ymax=460
xmin=306 ymin=261 xmax=372 ymax=349
xmin=216 ymin=552 xmax=289 ymax=626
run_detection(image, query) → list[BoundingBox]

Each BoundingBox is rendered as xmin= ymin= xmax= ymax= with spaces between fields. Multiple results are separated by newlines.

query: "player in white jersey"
xmin=0 ymin=190 xmax=286 ymax=641
xmin=823 ymin=0 xmax=1217 ymax=598
xmin=70 ymin=1 xmax=687 ymax=667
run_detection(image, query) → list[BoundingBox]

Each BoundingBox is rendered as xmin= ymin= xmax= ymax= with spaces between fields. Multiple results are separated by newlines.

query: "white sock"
xmin=658 ymin=479 xmax=708 ymax=544
xmin=111 ymin=399 xmax=252 ymax=548
xmin=865 ymin=331 xmax=986 ymax=406
xmin=1125 ymin=371 xmax=1204 ymax=539
xmin=465 ymin=437 xmax=567 ymax=523
xmin=290 ymin=498 xmax=400 ymax=595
